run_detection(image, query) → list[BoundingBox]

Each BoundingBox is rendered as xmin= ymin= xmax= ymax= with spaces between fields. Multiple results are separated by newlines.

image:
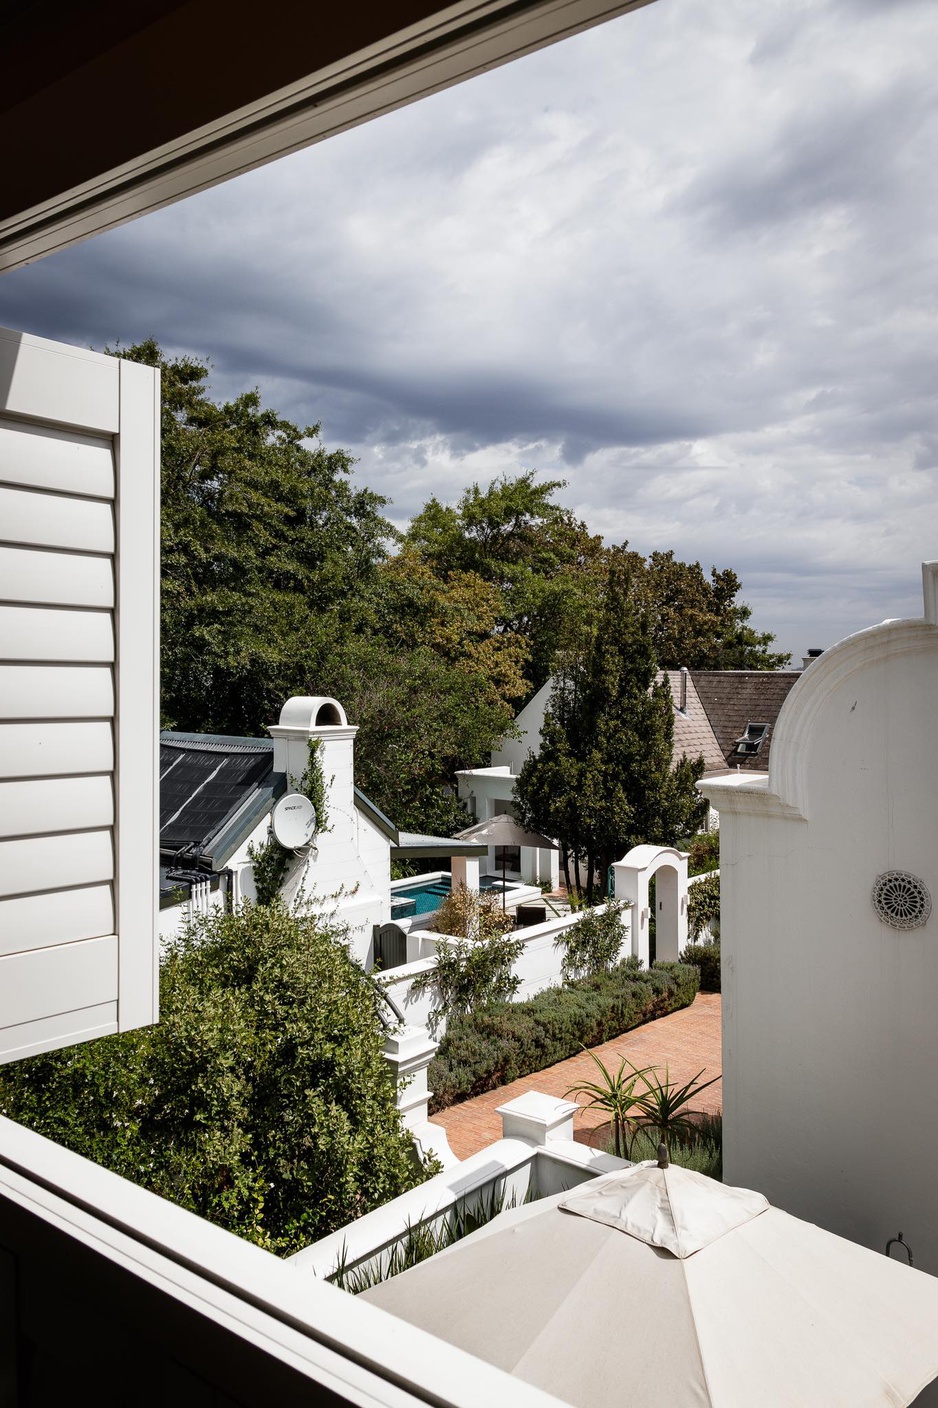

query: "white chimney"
xmin=268 ymin=696 xmax=356 ymax=815
xmin=801 ymin=648 xmax=824 ymax=671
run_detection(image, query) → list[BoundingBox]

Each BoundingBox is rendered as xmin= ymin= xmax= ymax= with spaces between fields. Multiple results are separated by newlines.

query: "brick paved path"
xmin=429 ymin=993 xmax=722 ymax=1161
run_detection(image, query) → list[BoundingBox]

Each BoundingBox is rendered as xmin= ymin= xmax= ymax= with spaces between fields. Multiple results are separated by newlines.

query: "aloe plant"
xmin=630 ymin=1064 xmax=721 ymax=1157
xmin=565 ymin=1050 xmax=655 ymax=1160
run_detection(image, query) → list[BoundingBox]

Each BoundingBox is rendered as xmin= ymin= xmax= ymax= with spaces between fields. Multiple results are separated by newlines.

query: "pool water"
xmin=390 ymin=874 xmax=504 ymax=920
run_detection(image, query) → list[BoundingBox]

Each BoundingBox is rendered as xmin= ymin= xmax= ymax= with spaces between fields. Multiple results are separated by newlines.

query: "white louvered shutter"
xmin=0 ymin=326 xmax=158 ymax=1061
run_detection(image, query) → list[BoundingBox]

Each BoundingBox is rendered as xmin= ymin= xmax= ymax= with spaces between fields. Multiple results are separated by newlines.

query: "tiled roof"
xmin=661 ymin=670 xmax=726 ymax=774
xmin=690 ymin=670 xmax=801 ymax=772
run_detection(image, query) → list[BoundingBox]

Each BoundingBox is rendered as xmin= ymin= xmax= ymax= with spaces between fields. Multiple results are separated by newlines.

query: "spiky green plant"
xmin=630 ymin=1064 xmax=721 ymax=1157
xmin=565 ymin=1049 xmax=655 ymax=1160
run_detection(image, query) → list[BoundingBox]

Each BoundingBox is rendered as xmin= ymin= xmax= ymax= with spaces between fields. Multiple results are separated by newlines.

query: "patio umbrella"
xmin=361 ymin=1160 xmax=938 ymax=1408
xmin=455 ymin=815 xmax=558 ymax=909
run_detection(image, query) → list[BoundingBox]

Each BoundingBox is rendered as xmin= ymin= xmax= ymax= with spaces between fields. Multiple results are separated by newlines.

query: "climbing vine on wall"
xmin=248 ymin=738 xmax=331 ymax=906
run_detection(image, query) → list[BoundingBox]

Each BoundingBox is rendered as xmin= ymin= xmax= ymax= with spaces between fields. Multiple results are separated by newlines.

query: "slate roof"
xmin=661 ymin=670 xmax=727 ymax=774
xmin=690 ymin=670 xmax=801 ymax=772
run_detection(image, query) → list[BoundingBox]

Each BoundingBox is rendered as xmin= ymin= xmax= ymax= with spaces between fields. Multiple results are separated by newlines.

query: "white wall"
xmin=490 ymin=680 xmax=552 ymax=775
xmin=160 ymin=703 xmax=393 ymax=968
xmin=273 ymin=709 xmax=390 ymax=967
xmin=379 ymin=904 xmax=629 ymax=1035
xmin=700 ymin=570 xmax=938 ymax=1274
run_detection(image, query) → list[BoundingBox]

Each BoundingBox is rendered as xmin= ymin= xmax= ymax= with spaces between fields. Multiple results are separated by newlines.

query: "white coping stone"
xmin=497 ymin=1091 xmax=580 ymax=1145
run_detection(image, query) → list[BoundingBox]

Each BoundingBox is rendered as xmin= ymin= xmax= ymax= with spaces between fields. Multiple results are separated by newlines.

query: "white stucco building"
xmin=160 ymin=696 xmax=398 ymax=969
xmin=700 ymin=561 xmax=938 ymax=1276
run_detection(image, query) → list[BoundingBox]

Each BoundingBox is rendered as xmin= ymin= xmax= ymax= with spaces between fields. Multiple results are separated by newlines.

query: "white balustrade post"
xmin=496 ymin=1091 xmax=579 ymax=1146
xmin=382 ymin=1024 xmax=439 ymax=1130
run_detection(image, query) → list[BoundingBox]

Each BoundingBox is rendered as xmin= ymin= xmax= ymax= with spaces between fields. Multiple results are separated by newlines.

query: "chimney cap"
xmin=277 ymin=696 xmax=348 ymax=730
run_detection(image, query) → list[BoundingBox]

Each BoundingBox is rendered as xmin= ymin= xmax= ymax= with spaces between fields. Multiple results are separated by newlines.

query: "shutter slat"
xmin=0 ymin=721 xmax=113 ymax=778
xmin=0 ymin=605 xmax=114 ymax=662
xmin=0 ymin=775 xmax=113 ymax=839
xmin=0 ymin=935 xmax=118 ymax=1028
xmin=0 ymin=830 xmax=113 ymax=898
xmin=0 ymin=484 xmax=114 ymax=554
xmin=0 ymin=885 xmax=114 ymax=956
xmin=0 ymin=664 xmax=114 ymax=719
xmin=0 ymin=1002 xmax=118 ymax=1064
xmin=0 ymin=545 xmax=114 ymax=609
xmin=0 ymin=417 xmax=114 ymax=498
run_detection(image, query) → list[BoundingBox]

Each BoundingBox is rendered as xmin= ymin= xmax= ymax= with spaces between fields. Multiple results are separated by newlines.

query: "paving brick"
xmin=429 ymin=993 xmax=721 ymax=1162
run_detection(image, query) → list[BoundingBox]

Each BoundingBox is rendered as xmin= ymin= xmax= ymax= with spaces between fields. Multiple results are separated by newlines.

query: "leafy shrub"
xmin=555 ymin=901 xmax=629 ymax=982
xmin=411 ymin=883 xmax=524 ymax=1031
xmin=428 ymin=960 xmax=700 ymax=1112
xmin=679 ymin=941 xmax=721 ymax=992
xmin=434 ymin=881 xmax=515 ymax=941
xmin=686 ymin=830 xmax=720 ymax=876
xmin=687 ymin=872 xmax=720 ymax=941
xmin=0 ymin=902 xmax=429 ymax=1254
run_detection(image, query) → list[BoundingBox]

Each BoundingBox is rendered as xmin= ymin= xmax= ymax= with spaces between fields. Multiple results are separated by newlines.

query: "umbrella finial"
xmin=657 ymin=1142 xmax=670 ymax=1169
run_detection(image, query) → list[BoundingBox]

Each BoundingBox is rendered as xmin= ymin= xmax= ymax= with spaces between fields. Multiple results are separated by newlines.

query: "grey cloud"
xmin=0 ymin=0 xmax=936 ymax=654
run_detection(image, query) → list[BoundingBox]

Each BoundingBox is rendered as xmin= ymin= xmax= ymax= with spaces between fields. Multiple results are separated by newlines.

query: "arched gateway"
xmin=612 ymin=845 xmax=689 ymax=967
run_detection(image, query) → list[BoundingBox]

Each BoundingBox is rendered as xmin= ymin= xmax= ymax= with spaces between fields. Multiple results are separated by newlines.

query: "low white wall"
xmin=291 ymin=1135 xmax=626 ymax=1284
xmin=378 ymin=904 xmax=630 ymax=1036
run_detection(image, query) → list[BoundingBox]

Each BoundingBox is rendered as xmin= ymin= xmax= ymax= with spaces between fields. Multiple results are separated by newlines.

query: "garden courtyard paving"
xmin=429 ymin=992 xmax=722 ymax=1161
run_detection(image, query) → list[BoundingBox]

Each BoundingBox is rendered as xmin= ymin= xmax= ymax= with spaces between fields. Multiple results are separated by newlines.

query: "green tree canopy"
xmin=0 ymin=903 xmax=427 ymax=1255
xmin=122 ymin=340 xmax=394 ymax=734
xmin=118 ymin=343 xmax=784 ymax=837
xmin=404 ymin=471 xmax=606 ymax=689
xmin=515 ymin=554 xmax=707 ymax=900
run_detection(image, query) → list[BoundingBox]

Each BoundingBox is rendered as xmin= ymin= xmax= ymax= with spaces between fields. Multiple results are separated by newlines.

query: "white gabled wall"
xmin=0 ymin=327 xmax=159 ymax=1061
xmin=700 ymin=563 xmax=938 ymax=1274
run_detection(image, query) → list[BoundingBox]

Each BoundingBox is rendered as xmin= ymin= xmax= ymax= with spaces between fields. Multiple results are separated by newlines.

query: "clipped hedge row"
xmin=680 ymin=942 xmax=721 ymax=993
xmin=428 ymin=959 xmax=700 ymax=1114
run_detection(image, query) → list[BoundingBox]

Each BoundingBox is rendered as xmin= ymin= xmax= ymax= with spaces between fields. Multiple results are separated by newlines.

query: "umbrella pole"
xmin=502 ymin=847 xmax=506 ymax=912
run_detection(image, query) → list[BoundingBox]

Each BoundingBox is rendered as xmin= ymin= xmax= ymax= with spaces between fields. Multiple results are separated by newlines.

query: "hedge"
xmin=680 ymin=942 xmax=721 ymax=993
xmin=428 ymin=959 xmax=700 ymax=1113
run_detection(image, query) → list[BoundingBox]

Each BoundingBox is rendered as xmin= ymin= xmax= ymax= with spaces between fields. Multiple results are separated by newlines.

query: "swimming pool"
xmin=389 ymin=873 xmax=505 ymax=919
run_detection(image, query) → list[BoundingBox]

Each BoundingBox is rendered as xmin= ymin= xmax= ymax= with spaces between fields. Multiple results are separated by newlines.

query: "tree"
xmin=515 ymin=554 xmax=707 ymax=900
xmin=0 ymin=903 xmax=429 ymax=1255
xmin=320 ymin=635 xmax=518 ymax=835
xmin=116 ymin=341 xmax=395 ymax=735
xmin=404 ymin=472 xmax=606 ymax=689
xmin=638 ymin=551 xmax=790 ymax=670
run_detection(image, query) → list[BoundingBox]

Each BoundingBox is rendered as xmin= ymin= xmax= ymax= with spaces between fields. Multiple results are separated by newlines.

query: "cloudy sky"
xmin=2 ymin=0 xmax=937 ymax=657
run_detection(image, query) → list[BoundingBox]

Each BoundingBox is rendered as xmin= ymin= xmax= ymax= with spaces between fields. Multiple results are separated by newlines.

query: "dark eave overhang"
xmin=0 ymin=0 xmax=655 ymax=272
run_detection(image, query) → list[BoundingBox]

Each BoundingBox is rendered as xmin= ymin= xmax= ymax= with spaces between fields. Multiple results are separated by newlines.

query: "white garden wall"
xmin=378 ymin=904 xmax=629 ymax=1036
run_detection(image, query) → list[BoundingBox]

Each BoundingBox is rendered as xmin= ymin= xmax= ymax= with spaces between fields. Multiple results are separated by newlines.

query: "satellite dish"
xmin=270 ymin=793 xmax=317 ymax=850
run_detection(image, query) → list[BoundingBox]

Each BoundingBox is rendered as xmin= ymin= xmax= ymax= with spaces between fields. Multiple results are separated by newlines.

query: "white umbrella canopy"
xmin=361 ymin=1162 xmax=938 ymax=1408
xmin=455 ymin=815 xmax=558 ymax=852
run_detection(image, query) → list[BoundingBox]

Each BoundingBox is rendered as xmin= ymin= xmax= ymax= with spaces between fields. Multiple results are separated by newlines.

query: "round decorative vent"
xmin=871 ymin=871 xmax=932 ymax=931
